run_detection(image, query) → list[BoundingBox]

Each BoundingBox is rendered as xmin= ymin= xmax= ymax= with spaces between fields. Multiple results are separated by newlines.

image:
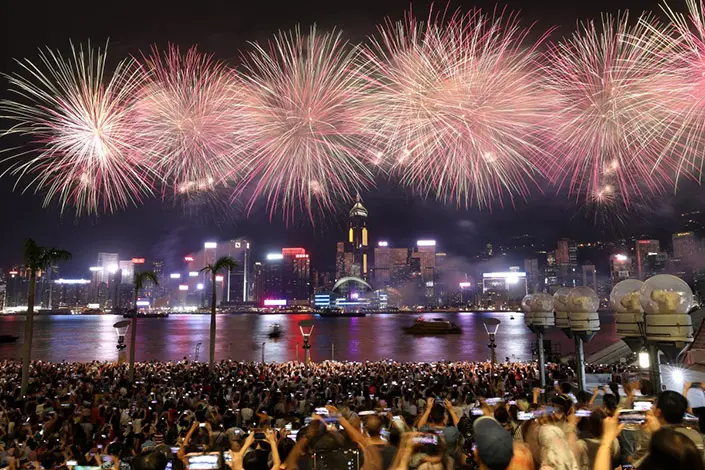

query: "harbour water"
xmin=0 ymin=311 xmax=620 ymax=363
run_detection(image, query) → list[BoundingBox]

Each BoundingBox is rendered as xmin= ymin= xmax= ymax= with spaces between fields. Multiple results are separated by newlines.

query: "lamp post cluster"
xmin=522 ymin=274 xmax=695 ymax=393
xmin=523 ymin=287 xmax=600 ymax=391
xmin=611 ymin=274 xmax=694 ymax=391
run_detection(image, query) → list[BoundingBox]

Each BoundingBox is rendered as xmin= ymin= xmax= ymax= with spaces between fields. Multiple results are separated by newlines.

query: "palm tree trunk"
xmin=21 ymin=272 xmax=36 ymax=395
xmin=128 ymin=288 xmax=138 ymax=382
xmin=209 ymin=272 xmax=217 ymax=371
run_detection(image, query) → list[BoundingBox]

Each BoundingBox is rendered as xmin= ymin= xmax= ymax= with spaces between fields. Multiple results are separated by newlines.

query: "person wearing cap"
xmin=474 ymin=416 xmax=534 ymax=470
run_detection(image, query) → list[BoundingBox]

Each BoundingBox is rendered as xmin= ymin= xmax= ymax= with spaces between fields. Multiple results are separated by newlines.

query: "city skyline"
xmin=0 ymin=195 xmax=704 ymax=275
xmin=3 ymin=0 xmax=705 ymax=277
xmin=3 ymin=196 xmax=704 ymax=312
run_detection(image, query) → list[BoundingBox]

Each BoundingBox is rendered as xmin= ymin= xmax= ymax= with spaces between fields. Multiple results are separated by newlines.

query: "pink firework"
xmin=657 ymin=0 xmax=705 ymax=182
xmin=543 ymin=13 xmax=683 ymax=204
xmin=134 ymin=45 xmax=244 ymax=195
xmin=0 ymin=42 xmax=154 ymax=214
xmin=361 ymin=9 xmax=554 ymax=208
xmin=235 ymin=26 xmax=376 ymax=222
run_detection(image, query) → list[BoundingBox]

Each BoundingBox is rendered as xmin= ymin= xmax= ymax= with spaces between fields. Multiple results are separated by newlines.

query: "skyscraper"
xmin=556 ymin=239 xmax=578 ymax=287
xmin=263 ymin=253 xmax=284 ymax=304
xmin=227 ymin=239 xmax=250 ymax=303
xmin=610 ymin=253 xmax=634 ymax=285
xmin=545 ymin=251 xmax=559 ymax=293
xmin=96 ymin=252 xmax=119 ymax=283
xmin=524 ymin=258 xmax=540 ymax=293
xmin=373 ymin=242 xmax=411 ymax=288
xmin=673 ymin=232 xmax=700 ymax=260
xmin=253 ymin=262 xmax=264 ymax=304
xmin=282 ymin=248 xmax=311 ymax=304
xmin=119 ymin=260 xmax=134 ymax=284
xmin=413 ymin=240 xmax=436 ymax=302
xmin=337 ymin=195 xmax=369 ymax=280
xmin=635 ymin=239 xmax=659 ymax=280
xmin=582 ymin=264 xmax=597 ymax=291
xmin=335 ymin=242 xmax=346 ymax=280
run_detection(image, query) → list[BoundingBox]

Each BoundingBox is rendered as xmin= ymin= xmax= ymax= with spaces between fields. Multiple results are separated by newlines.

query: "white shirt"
xmin=687 ymin=388 xmax=705 ymax=409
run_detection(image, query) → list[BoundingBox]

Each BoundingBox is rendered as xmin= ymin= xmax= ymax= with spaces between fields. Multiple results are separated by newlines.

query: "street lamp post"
xmin=113 ymin=320 xmax=130 ymax=351
xmin=113 ymin=320 xmax=130 ymax=363
xmin=483 ymin=318 xmax=501 ymax=377
xmin=299 ymin=320 xmax=315 ymax=364
xmin=566 ymin=287 xmax=601 ymax=392
xmin=521 ymin=293 xmax=555 ymax=388
xmin=639 ymin=275 xmax=694 ymax=392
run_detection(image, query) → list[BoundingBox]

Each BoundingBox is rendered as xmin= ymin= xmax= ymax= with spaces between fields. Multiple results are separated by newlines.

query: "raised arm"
xmin=444 ymin=400 xmax=460 ymax=427
xmin=417 ymin=397 xmax=434 ymax=429
xmin=265 ymin=429 xmax=281 ymax=470
xmin=595 ymin=413 xmax=623 ymax=470
xmin=325 ymin=405 xmax=366 ymax=446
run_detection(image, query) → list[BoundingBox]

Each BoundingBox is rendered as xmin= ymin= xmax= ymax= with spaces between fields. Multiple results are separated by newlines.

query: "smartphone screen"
xmin=187 ymin=454 xmax=220 ymax=470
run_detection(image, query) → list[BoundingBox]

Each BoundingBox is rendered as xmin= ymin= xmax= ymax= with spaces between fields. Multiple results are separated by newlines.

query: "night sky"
xmin=2 ymin=0 xmax=704 ymax=276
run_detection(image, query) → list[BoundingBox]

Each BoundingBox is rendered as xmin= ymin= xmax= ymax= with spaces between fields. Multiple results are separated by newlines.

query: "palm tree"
xmin=128 ymin=271 xmax=159 ymax=382
xmin=200 ymin=256 xmax=238 ymax=371
xmin=21 ymin=239 xmax=71 ymax=394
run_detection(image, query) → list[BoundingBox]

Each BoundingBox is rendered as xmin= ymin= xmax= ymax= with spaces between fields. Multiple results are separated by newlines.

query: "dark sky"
xmin=2 ymin=0 xmax=704 ymax=276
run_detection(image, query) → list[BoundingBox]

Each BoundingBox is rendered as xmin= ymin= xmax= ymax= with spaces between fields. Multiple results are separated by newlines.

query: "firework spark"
xmin=0 ymin=42 xmax=154 ymax=214
xmin=544 ymin=13 xmax=683 ymax=204
xmin=361 ymin=9 xmax=554 ymax=208
xmin=235 ymin=26 xmax=376 ymax=221
xmin=655 ymin=0 xmax=705 ymax=182
xmin=134 ymin=45 xmax=244 ymax=195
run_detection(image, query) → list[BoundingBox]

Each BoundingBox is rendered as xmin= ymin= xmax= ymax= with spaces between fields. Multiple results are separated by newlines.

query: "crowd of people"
xmin=0 ymin=359 xmax=703 ymax=470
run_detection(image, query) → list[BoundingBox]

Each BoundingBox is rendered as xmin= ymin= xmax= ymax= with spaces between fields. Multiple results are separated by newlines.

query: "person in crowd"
xmin=417 ymin=398 xmax=463 ymax=466
xmin=632 ymin=390 xmax=705 ymax=467
xmin=0 ymin=359 xmax=644 ymax=470
xmin=684 ymin=381 xmax=705 ymax=434
xmin=575 ymin=408 xmax=619 ymax=470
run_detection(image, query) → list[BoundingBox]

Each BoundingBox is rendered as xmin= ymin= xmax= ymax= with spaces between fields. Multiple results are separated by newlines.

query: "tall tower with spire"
xmin=346 ymin=194 xmax=369 ymax=280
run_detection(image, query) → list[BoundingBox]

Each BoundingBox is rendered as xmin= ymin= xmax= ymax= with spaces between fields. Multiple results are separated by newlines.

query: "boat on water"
xmin=268 ymin=324 xmax=282 ymax=339
xmin=122 ymin=312 xmax=169 ymax=319
xmin=0 ymin=335 xmax=19 ymax=344
xmin=403 ymin=317 xmax=462 ymax=335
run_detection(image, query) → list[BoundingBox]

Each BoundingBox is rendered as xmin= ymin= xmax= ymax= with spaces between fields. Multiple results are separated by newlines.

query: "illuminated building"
xmin=373 ymin=242 xmax=411 ymax=287
xmin=96 ymin=253 xmax=119 ymax=283
xmin=54 ymin=279 xmax=90 ymax=308
xmin=412 ymin=240 xmax=437 ymax=303
xmin=336 ymin=195 xmax=369 ymax=281
xmin=5 ymin=268 xmax=30 ymax=308
xmin=544 ymin=251 xmax=559 ymax=293
xmin=335 ymin=242 xmax=346 ymax=280
xmin=673 ymin=232 xmax=700 ymax=261
xmin=556 ymin=238 xmax=578 ymax=287
xmin=481 ymin=270 xmax=528 ymax=308
xmin=524 ymin=258 xmax=540 ymax=293
xmin=281 ymin=248 xmax=311 ymax=304
xmin=119 ymin=260 xmax=134 ymax=284
xmin=263 ymin=253 xmax=284 ymax=305
xmin=227 ymin=239 xmax=250 ymax=303
xmin=253 ymin=262 xmax=264 ymax=305
xmin=635 ymin=239 xmax=660 ymax=280
xmin=610 ymin=253 xmax=634 ymax=285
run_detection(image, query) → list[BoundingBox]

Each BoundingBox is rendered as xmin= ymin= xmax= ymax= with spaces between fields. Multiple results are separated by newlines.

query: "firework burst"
xmin=361 ymin=9 xmax=554 ymax=208
xmin=235 ymin=26 xmax=376 ymax=222
xmin=133 ymin=45 xmax=244 ymax=195
xmin=544 ymin=13 xmax=683 ymax=204
xmin=0 ymin=42 xmax=154 ymax=214
xmin=655 ymin=0 xmax=705 ymax=182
